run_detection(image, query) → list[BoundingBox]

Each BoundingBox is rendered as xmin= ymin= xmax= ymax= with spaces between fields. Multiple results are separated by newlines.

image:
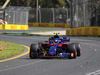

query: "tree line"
xmin=0 ymin=0 xmax=99 ymax=13
xmin=0 ymin=0 xmax=68 ymax=8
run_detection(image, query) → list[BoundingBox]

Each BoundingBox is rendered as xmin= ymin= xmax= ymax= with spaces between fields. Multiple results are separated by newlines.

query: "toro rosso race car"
xmin=29 ymin=33 xmax=81 ymax=59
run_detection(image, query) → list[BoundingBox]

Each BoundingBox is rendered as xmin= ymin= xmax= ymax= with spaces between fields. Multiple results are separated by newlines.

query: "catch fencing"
xmin=4 ymin=7 xmax=69 ymax=25
xmin=0 ymin=6 xmax=4 ymax=19
xmin=5 ymin=6 xmax=30 ymax=25
xmin=71 ymin=0 xmax=100 ymax=28
xmin=29 ymin=8 xmax=69 ymax=24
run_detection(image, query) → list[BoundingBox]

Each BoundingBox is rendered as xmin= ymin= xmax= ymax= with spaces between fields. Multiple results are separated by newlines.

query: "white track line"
xmin=86 ymin=70 xmax=100 ymax=75
xmin=0 ymin=60 xmax=44 ymax=72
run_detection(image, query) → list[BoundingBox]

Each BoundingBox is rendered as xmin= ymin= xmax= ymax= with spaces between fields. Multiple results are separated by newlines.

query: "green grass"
xmin=0 ymin=41 xmax=24 ymax=60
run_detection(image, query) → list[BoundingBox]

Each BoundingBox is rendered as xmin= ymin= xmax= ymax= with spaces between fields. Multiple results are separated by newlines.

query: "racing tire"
xmin=68 ymin=44 xmax=77 ymax=59
xmin=29 ymin=44 xmax=39 ymax=59
xmin=72 ymin=43 xmax=81 ymax=56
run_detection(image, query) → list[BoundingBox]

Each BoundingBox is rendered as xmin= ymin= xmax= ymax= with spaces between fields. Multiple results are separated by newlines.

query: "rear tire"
xmin=72 ymin=43 xmax=81 ymax=56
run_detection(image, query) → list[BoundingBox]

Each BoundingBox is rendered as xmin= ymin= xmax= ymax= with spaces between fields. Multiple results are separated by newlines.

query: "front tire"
xmin=30 ymin=44 xmax=39 ymax=59
xmin=68 ymin=44 xmax=77 ymax=59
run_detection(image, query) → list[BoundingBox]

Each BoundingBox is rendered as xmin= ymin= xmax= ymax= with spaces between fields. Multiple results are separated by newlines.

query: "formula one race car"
xmin=29 ymin=33 xmax=81 ymax=59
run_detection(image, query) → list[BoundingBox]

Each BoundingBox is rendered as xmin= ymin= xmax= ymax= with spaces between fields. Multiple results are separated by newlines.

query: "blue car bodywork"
xmin=30 ymin=34 xmax=80 ymax=59
xmin=38 ymin=37 xmax=72 ymax=58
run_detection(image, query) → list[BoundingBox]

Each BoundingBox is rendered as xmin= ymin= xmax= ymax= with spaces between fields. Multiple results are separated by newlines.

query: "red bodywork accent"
xmin=43 ymin=43 xmax=69 ymax=46
xmin=31 ymin=52 xmax=33 ymax=56
xmin=43 ymin=43 xmax=50 ymax=46
xmin=79 ymin=44 xmax=81 ymax=56
xmin=51 ymin=43 xmax=56 ymax=45
xmin=43 ymin=43 xmax=69 ymax=47
xmin=75 ymin=47 xmax=77 ymax=58
xmin=58 ymin=44 xmax=62 ymax=47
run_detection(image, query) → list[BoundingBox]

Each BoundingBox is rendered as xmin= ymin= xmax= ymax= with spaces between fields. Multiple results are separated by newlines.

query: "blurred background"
xmin=0 ymin=0 xmax=100 ymax=28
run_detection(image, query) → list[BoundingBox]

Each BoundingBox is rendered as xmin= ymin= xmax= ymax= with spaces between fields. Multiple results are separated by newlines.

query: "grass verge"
xmin=0 ymin=41 xmax=24 ymax=60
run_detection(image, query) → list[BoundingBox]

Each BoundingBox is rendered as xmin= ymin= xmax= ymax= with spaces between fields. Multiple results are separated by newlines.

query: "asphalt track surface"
xmin=0 ymin=35 xmax=100 ymax=75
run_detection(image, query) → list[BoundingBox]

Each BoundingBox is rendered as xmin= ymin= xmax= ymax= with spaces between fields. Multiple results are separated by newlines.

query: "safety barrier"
xmin=66 ymin=27 xmax=100 ymax=36
xmin=0 ymin=24 xmax=3 ymax=29
xmin=28 ymin=23 xmax=70 ymax=28
xmin=4 ymin=24 xmax=28 ymax=30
